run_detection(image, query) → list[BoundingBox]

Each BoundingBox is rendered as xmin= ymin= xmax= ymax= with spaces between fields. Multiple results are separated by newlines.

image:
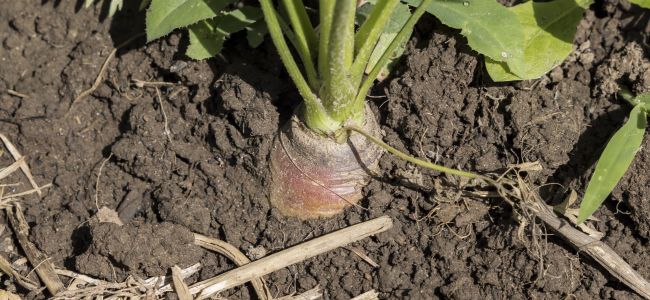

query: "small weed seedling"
xmin=578 ymin=89 xmax=650 ymax=223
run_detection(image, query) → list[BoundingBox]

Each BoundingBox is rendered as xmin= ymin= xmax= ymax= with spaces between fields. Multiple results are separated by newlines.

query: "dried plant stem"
xmin=8 ymin=204 xmax=64 ymax=295
xmin=527 ymin=197 xmax=650 ymax=299
xmin=52 ymin=263 xmax=201 ymax=299
xmin=190 ymin=216 xmax=393 ymax=299
xmin=171 ymin=265 xmax=192 ymax=300
xmin=66 ymin=33 xmax=143 ymax=116
xmin=0 ymin=134 xmax=42 ymax=195
xmin=194 ymin=233 xmax=271 ymax=300
xmin=94 ymin=153 xmax=113 ymax=210
xmin=0 ymin=253 xmax=40 ymax=290
xmin=350 ymin=290 xmax=379 ymax=300
xmin=67 ymin=48 xmax=116 ymax=115
xmin=275 ymin=286 xmax=322 ymax=300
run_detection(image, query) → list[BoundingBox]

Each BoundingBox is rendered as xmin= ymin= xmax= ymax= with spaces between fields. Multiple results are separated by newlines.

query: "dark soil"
xmin=1 ymin=0 xmax=649 ymax=299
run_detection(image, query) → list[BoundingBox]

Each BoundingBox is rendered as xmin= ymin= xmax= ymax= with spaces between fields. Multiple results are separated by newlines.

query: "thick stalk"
xmin=259 ymin=0 xmax=339 ymax=134
xmin=319 ymin=0 xmax=361 ymax=124
xmin=350 ymin=0 xmax=399 ymax=86
xmin=354 ymin=0 xmax=433 ymax=110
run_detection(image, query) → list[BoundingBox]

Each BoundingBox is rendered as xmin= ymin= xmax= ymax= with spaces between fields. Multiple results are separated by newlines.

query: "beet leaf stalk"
xmin=260 ymin=0 xmax=432 ymax=218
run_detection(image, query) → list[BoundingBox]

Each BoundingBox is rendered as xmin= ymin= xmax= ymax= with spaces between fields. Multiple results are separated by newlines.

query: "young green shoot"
xmin=259 ymin=0 xmax=433 ymax=136
xmin=577 ymin=88 xmax=649 ymax=223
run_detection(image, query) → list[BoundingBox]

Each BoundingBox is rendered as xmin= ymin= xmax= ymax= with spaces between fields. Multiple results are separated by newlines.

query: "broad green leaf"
xmin=630 ymin=0 xmax=650 ymax=9
xmin=214 ymin=7 xmax=262 ymax=34
xmin=146 ymin=0 xmax=236 ymax=42
xmin=356 ymin=1 xmax=411 ymax=79
xmin=246 ymin=20 xmax=268 ymax=48
xmin=578 ymin=105 xmax=648 ymax=223
xmin=187 ymin=7 xmax=263 ymax=60
xmin=187 ymin=20 xmax=224 ymax=60
xmin=486 ymin=0 xmax=592 ymax=81
xmin=404 ymin=0 xmax=525 ymax=75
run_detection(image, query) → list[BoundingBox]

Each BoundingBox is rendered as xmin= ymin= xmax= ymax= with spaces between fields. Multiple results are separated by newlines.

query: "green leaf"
xmin=578 ymin=105 xmax=648 ymax=223
xmin=404 ymin=0 xmax=525 ymax=74
xmin=630 ymin=0 xmax=650 ymax=9
xmin=146 ymin=0 xmax=236 ymax=42
xmin=187 ymin=20 xmax=224 ymax=60
xmin=634 ymin=92 xmax=650 ymax=111
xmin=486 ymin=0 xmax=592 ymax=81
xmin=108 ymin=0 xmax=123 ymax=17
xmin=356 ymin=1 xmax=411 ymax=80
xmin=186 ymin=7 xmax=263 ymax=60
xmin=139 ymin=0 xmax=152 ymax=11
xmin=246 ymin=20 xmax=268 ymax=48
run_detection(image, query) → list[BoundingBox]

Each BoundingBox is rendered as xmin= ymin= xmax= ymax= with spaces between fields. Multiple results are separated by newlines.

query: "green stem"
xmin=618 ymin=86 xmax=637 ymax=106
xmin=350 ymin=0 xmax=399 ymax=86
xmin=260 ymin=0 xmax=338 ymax=133
xmin=318 ymin=0 xmax=335 ymax=80
xmin=281 ymin=0 xmax=320 ymax=89
xmin=354 ymin=0 xmax=433 ymax=108
xmin=320 ymin=0 xmax=359 ymax=123
xmin=346 ymin=125 xmax=484 ymax=180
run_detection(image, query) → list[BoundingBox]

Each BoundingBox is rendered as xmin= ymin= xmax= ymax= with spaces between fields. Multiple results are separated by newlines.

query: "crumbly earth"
xmin=0 ymin=0 xmax=649 ymax=299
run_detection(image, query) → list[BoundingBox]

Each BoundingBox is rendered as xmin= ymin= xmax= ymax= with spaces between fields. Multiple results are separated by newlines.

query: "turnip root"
xmin=270 ymin=107 xmax=382 ymax=218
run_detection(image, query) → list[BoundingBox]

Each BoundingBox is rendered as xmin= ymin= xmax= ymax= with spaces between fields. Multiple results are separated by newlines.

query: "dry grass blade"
xmin=0 ymin=134 xmax=42 ymax=196
xmin=66 ymin=48 xmax=117 ymax=115
xmin=350 ymin=290 xmax=379 ymax=300
xmin=0 ymin=253 xmax=40 ymax=290
xmin=52 ymin=264 xmax=201 ymax=299
xmin=345 ymin=246 xmax=379 ymax=268
xmin=94 ymin=153 xmax=113 ymax=210
xmin=8 ymin=203 xmax=64 ymax=295
xmin=0 ymin=157 xmax=25 ymax=180
xmin=274 ymin=286 xmax=322 ymax=300
xmin=65 ymin=33 xmax=143 ymax=116
xmin=6 ymin=89 xmax=29 ymax=99
xmin=190 ymin=216 xmax=393 ymax=299
xmin=0 ymin=183 xmax=52 ymax=200
xmin=194 ymin=233 xmax=271 ymax=300
xmin=171 ymin=265 xmax=191 ymax=300
xmin=55 ymin=269 xmax=107 ymax=286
